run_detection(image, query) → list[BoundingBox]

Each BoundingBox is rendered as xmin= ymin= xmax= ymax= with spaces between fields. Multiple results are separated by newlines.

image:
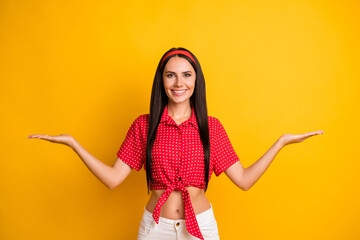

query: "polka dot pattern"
xmin=116 ymin=104 xmax=240 ymax=240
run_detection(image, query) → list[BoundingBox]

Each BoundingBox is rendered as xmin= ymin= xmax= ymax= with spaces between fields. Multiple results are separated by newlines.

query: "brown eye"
xmin=167 ymin=74 xmax=174 ymax=78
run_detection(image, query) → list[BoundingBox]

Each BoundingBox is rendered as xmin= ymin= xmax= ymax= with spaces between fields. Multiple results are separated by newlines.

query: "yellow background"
xmin=1 ymin=0 xmax=359 ymax=239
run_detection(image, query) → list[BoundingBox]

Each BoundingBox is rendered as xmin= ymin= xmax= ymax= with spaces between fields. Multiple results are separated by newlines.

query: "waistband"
xmin=143 ymin=203 xmax=214 ymax=227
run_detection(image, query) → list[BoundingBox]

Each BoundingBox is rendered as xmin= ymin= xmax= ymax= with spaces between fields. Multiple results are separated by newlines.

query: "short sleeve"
xmin=116 ymin=115 xmax=148 ymax=171
xmin=213 ymin=118 xmax=240 ymax=176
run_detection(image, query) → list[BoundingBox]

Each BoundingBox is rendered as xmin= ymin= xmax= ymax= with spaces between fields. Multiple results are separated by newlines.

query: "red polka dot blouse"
xmin=116 ymin=104 xmax=240 ymax=240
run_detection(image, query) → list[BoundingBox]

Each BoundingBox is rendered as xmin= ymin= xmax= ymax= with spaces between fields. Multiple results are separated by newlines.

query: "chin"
xmin=170 ymin=97 xmax=190 ymax=104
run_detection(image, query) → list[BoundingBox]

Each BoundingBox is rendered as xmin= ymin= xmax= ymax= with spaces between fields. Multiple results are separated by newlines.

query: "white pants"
xmin=137 ymin=203 xmax=220 ymax=240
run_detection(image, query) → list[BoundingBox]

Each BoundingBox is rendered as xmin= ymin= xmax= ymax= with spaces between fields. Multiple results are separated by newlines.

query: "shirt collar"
xmin=160 ymin=104 xmax=199 ymax=130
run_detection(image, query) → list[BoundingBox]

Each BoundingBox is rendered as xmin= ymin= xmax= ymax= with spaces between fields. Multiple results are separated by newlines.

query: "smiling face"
xmin=162 ymin=56 xmax=196 ymax=106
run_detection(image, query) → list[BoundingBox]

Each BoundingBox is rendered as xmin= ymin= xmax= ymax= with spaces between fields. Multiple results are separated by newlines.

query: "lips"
xmin=171 ymin=89 xmax=187 ymax=96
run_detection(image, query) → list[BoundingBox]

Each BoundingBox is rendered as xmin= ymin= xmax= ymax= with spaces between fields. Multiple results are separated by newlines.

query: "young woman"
xmin=28 ymin=47 xmax=324 ymax=240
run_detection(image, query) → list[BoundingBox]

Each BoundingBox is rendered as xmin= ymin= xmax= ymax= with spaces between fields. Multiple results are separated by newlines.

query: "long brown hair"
xmin=146 ymin=47 xmax=210 ymax=194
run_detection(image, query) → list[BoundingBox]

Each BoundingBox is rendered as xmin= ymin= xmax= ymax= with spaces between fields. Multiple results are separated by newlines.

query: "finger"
xmin=39 ymin=135 xmax=53 ymax=140
xmin=310 ymin=130 xmax=324 ymax=135
xmin=302 ymin=131 xmax=324 ymax=137
xmin=299 ymin=131 xmax=324 ymax=141
xmin=310 ymin=131 xmax=324 ymax=136
xmin=28 ymin=134 xmax=43 ymax=138
xmin=299 ymin=132 xmax=312 ymax=138
xmin=28 ymin=134 xmax=52 ymax=140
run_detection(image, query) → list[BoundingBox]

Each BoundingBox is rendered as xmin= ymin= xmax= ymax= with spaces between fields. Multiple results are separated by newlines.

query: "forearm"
xmin=243 ymin=139 xmax=284 ymax=190
xmin=70 ymin=139 xmax=115 ymax=189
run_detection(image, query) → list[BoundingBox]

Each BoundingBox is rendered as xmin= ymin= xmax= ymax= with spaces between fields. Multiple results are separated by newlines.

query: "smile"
xmin=171 ymin=89 xmax=187 ymax=96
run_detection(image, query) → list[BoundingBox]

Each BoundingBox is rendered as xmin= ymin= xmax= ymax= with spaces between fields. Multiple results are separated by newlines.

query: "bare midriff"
xmin=145 ymin=186 xmax=211 ymax=219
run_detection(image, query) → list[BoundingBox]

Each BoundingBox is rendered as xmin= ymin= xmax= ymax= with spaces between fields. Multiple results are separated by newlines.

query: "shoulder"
xmin=130 ymin=113 xmax=149 ymax=128
xmin=208 ymin=115 xmax=221 ymax=126
xmin=135 ymin=113 xmax=149 ymax=122
xmin=207 ymin=115 xmax=223 ymax=134
xmin=208 ymin=115 xmax=229 ymax=135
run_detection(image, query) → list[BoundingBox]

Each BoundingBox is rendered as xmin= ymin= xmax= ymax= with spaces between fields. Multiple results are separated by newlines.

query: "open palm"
xmin=280 ymin=130 xmax=324 ymax=147
xmin=28 ymin=134 xmax=74 ymax=147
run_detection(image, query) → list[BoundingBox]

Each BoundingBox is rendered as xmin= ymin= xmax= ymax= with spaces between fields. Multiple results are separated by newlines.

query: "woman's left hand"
xmin=279 ymin=130 xmax=325 ymax=147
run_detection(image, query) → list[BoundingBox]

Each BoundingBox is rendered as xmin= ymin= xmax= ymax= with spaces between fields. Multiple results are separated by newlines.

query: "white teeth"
xmin=173 ymin=90 xmax=186 ymax=93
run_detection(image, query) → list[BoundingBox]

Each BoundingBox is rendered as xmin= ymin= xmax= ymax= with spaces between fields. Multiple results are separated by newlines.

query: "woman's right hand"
xmin=28 ymin=134 xmax=75 ymax=148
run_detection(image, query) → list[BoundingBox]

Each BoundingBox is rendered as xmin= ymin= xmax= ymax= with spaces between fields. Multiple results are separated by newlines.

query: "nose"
xmin=175 ymin=76 xmax=184 ymax=86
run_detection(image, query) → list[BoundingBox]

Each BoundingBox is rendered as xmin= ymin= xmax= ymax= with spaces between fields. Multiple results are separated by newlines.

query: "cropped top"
xmin=116 ymin=104 xmax=240 ymax=240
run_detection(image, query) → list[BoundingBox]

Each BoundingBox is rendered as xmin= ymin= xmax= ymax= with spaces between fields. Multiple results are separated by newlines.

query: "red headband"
xmin=160 ymin=50 xmax=196 ymax=68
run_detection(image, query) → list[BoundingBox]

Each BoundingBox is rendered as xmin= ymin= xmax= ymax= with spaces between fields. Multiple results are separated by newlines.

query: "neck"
xmin=167 ymin=101 xmax=192 ymax=119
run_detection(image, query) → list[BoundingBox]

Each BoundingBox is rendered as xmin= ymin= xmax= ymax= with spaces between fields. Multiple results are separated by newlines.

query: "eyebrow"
xmin=165 ymin=71 xmax=192 ymax=74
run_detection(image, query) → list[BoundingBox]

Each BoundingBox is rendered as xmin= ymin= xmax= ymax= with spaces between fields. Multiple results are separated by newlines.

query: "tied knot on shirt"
xmin=173 ymin=176 xmax=184 ymax=191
